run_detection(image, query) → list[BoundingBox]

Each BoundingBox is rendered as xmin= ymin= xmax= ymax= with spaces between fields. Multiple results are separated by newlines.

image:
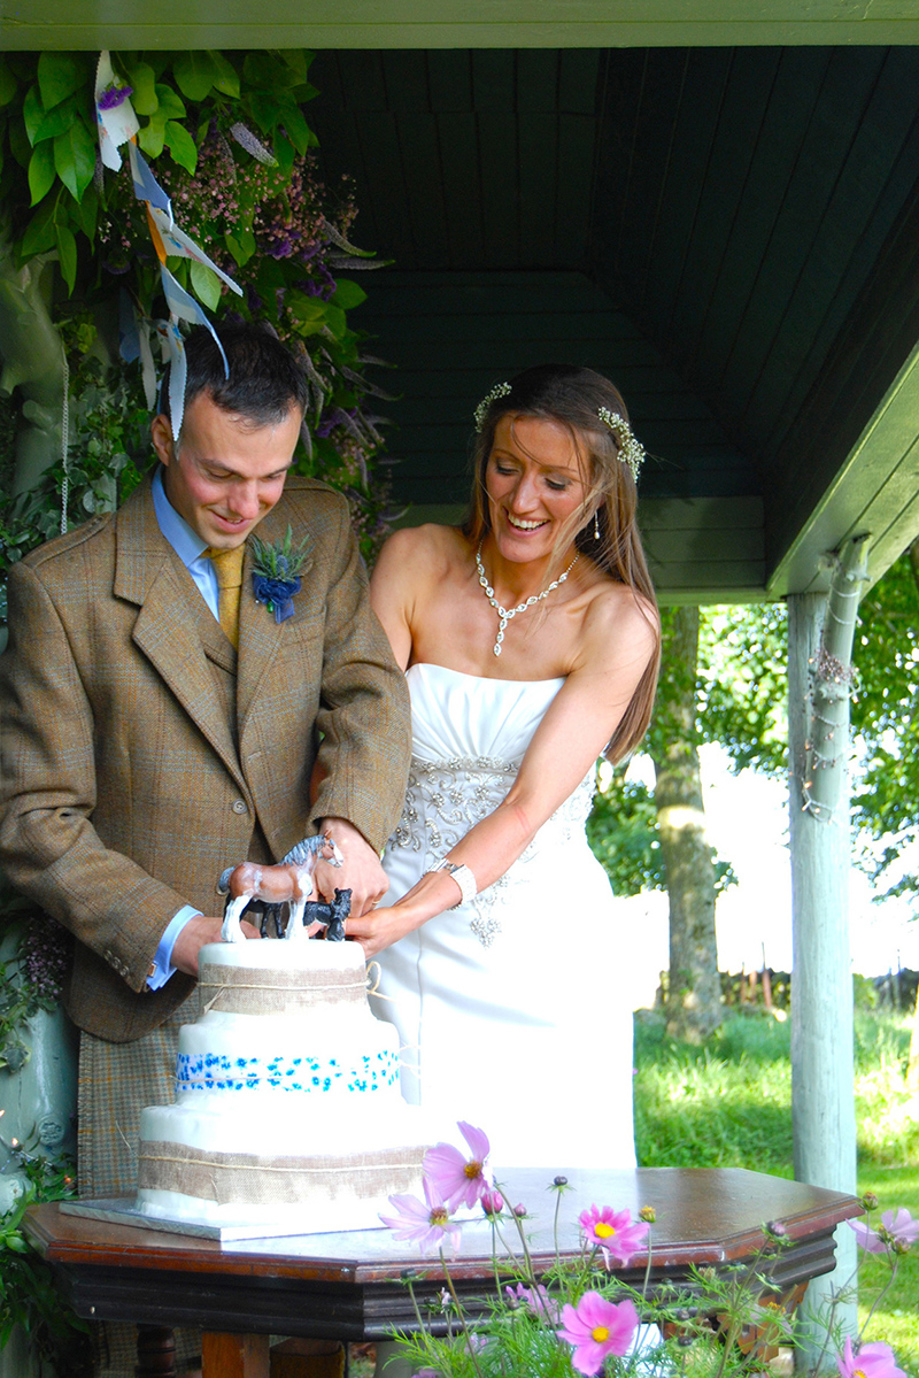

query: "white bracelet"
xmin=431 ymin=859 xmax=477 ymax=909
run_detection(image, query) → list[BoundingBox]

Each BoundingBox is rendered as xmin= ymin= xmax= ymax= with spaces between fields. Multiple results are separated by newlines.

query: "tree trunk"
xmin=650 ymin=606 xmax=722 ymax=1042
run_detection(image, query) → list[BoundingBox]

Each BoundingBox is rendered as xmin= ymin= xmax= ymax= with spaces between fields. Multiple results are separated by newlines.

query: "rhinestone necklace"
xmin=475 ymin=541 xmax=579 ymax=657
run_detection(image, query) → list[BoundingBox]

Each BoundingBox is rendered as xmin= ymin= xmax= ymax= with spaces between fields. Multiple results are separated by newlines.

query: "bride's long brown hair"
xmin=464 ymin=364 xmax=660 ymax=762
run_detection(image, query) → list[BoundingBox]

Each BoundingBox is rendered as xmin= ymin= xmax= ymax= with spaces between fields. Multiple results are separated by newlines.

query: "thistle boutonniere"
xmin=250 ymin=526 xmax=313 ymax=624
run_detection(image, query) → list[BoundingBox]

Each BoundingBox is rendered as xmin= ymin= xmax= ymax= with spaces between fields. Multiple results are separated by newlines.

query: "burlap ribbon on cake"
xmin=198 ymin=961 xmax=365 ymax=1015
xmin=138 ymin=1140 xmax=423 ymax=1205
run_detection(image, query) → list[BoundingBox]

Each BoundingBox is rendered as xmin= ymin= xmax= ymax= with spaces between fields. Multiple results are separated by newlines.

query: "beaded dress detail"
xmin=374 ymin=663 xmax=637 ymax=1170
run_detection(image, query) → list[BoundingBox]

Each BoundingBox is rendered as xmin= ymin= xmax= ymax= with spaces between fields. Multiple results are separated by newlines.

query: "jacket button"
xmin=231 ymin=799 xmax=248 ymax=815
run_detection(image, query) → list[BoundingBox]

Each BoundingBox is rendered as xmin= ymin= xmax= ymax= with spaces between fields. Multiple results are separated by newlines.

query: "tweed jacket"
xmin=0 ymin=473 xmax=411 ymax=1042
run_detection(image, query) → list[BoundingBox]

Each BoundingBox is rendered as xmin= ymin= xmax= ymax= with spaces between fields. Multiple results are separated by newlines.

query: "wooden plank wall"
xmin=356 ymin=271 xmax=765 ymax=600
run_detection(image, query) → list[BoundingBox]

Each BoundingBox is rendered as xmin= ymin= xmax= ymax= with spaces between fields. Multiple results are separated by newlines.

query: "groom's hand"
xmin=315 ymin=816 xmax=388 ymax=917
xmin=171 ymin=913 xmax=261 ymax=977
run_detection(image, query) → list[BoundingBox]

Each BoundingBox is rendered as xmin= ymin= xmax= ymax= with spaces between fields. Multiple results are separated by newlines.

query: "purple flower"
xmin=878 ymin=1207 xmax=919 ymax=1249
xmin=379 ymin=1178 xmax=462 ymax=1256
xmin=837 ymin=1339 xmax=906 ymax=1378
xmin=504 ymin=1281 xmax=560 ymax=1324
xmin=850 ymin=1207 xmax=919 ymax=1254
xmin=579 ymin=1205 xmax=650 ymax=1267
xmin=423 ymin=1122 xmax=491 ymax=1212
xmin=98 ymin=84 xmax=133 ymax=111
xmin=557 ymin=1293 xmax=639 ymax=1376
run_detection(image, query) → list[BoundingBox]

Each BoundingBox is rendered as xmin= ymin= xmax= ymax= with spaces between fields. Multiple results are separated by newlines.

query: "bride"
xmin=347 ymin=364 xmax=660 ymax=1171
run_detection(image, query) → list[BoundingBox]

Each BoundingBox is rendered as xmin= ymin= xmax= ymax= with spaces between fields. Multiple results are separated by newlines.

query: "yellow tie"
xmin=205 ymin=545 xmax=246 ymax=649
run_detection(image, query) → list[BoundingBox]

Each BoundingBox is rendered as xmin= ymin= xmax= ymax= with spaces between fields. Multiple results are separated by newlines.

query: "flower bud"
xmin=553 ymin=1175 xmax=568 ymax=1188
xmin=513 ymin=1203 xmax=527 ymax=1218
xmin=481 ymin=1189 xmax=504 ymax=1217
xmin=639 ymin=1205 xmax=656 ymax=1223
xmin=861 ymin=1192 xmax=879 ymax=1211
xmin=765 ymin=1220 xmax=787 ymax=1238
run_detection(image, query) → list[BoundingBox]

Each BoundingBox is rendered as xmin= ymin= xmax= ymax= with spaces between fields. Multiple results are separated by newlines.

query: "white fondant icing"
xmin=136 ymin=941 xmax=433 ymax=1231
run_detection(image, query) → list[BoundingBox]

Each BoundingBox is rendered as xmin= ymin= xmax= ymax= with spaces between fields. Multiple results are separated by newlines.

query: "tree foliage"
xmin=851 ymin=542 xmax=919 ymax=899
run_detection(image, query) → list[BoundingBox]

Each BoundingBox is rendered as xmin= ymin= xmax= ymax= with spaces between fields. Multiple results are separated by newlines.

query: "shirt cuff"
xmin=147 ymin=906 xmax=200 ymax=990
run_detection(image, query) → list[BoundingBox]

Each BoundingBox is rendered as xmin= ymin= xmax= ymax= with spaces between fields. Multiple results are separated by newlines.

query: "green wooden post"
xmin=788 ymin=534 xmax=870 ymax=1361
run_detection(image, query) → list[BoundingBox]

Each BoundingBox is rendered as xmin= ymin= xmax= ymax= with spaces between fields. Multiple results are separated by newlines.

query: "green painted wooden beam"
xmin=5 ymin=0 xmax=919 ymax=51
xmin=767 ymin=337 xmax=919 ymax=599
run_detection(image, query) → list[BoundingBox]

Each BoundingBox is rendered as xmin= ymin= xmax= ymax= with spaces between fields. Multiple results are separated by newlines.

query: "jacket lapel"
xmin=114 ymin=479 xmax=247 ymax=792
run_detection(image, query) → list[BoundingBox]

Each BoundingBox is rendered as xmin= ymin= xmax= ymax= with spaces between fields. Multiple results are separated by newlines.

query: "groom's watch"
xmin=432 ymin=859 xmax=477 ymax=909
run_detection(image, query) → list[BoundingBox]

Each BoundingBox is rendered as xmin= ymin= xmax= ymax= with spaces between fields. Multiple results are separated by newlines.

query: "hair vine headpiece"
xmin=474 ymin=382 xmax=512 ymax=432
xmin=598 ymin=406 xmax=645 ymax=483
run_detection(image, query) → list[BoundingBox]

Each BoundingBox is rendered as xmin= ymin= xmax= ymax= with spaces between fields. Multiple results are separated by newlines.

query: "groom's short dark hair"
xmin=161 ymin=323 xmax=309 ymax=427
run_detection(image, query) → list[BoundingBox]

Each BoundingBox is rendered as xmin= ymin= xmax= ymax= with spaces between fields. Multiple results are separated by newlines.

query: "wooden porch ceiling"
xmin=307 ymin=46 xmax=919 ymax=601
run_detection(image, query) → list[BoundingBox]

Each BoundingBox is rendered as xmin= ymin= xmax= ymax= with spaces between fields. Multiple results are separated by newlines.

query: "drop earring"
xmin=594 ymin=510 xmax=600 ymax=541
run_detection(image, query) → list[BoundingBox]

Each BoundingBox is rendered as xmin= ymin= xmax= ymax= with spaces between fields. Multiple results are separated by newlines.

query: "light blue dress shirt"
xmin=147 ymin=467 xmax=222 ymax=988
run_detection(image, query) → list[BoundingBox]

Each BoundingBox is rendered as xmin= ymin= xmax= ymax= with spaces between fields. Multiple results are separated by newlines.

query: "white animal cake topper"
xmin=216 ymin=831 xmax=344 ymax=943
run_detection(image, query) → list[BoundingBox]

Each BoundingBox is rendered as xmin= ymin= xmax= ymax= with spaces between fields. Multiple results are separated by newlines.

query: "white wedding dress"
xmin=373 ymin=663 xmax=637 ymax=1172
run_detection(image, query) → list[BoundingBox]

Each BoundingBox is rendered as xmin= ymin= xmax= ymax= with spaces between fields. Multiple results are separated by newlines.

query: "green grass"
xmin=634 ymin=1007 xmax=918 ymax=1376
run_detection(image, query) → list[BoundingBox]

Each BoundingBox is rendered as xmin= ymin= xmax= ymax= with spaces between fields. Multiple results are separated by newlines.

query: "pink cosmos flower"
xmin=481 ymin=1188 xmax=504 ymax=1217
xmin=878 ymin=1207 xmax=919 ymax=1249
xmin=379 ymin=1178 xmax=462 ymax=1255
xmin=849 ymin=1207 xmax=919 ymax=1254
xmin=505 ymin=1281 xmax=560 ymax=1324
xmin=423 ymin=1121 xmax=492 ymax=1211
xmin=849 ymin=1218 xmax=885 ymax=1253
xmin=836 ymin=1338 xmax=906 ymax=1378
xmin=579 ymin=1204 xmax=650 ymax=1267
xmin=557 ymin=1293 xmax=640 ymax=1376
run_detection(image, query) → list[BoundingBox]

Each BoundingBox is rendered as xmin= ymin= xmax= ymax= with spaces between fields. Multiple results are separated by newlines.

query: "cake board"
xmin=59 ymin=1197 xmax=386 ymax=1244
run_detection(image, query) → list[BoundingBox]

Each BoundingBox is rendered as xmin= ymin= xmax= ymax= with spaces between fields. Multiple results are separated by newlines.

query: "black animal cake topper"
xmin=216 ymin=831 xmax=345 ymax=942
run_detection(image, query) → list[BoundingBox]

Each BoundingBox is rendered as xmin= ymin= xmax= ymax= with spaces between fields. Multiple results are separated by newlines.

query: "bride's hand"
xmin=345 ymin=904 xmax=417 ymax=959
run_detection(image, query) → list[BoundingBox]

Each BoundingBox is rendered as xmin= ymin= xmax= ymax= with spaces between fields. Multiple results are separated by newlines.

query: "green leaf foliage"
xmin=189 ymin=258 xmax=222 ymax=311
xmin=20 ymin=193 xmax=59 ymax=256
xmin=31 ymin=91 xmax=85 ymax=146
xmin=125 ymin=60 xmax=158 ymax=115
xmin=851 ymin=544 xmax=919 ymax=896
xmin=8 ymin=115 xmax=32 ymax=170
xmin=0 ymin=57 xmax=17 ymax=107
xmin=587 ymin=772 xmax=665 ymax=895
xmin=53 ymin=120 xmax=96 ymax=201
xmin=37 ymin=51 xmax=86 ymax=111
xmin=331 ymin=278 xmax=367 ymax=311
xmin=21 ymin=84 xmax=44 ymax=145
xmin=173 ymin=50 xmax=221 ymax=103
xmin=54 ymin=222 xmax=78 ymax=294
xmin=210 ymin=51 xmax=241 ymax=99
xmin=164 ymin=118 xmax=198 ymax=173
xmin=27 ymin=140 xmax=55 ymax=205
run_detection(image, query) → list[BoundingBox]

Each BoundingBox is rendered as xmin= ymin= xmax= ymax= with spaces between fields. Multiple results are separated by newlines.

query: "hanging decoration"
xmin=94 ymin=51 xmax=243 ymax=439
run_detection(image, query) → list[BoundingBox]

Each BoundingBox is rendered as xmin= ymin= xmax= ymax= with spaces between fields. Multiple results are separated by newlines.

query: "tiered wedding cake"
xmin=136 ymin=939 xmax=430 ymax=1232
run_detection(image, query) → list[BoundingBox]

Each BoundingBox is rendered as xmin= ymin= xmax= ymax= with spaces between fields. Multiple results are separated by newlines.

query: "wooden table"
xmin=24 ymin=1167 xmax=862 ymax=1378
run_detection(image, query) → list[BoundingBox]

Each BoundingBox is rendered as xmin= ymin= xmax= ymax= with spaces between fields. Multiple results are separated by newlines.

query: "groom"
xmin=0 ymin=322 xmax=410 ymax=1202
